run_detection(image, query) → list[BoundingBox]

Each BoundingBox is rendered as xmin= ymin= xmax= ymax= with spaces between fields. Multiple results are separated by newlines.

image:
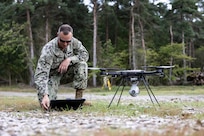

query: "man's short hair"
xmin=58 ymin=24 xmax=73 ymax=35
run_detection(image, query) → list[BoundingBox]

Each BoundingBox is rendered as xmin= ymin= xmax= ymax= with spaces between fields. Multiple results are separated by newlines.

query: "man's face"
xmin=58 ymin=32 xmax=72 ymax=51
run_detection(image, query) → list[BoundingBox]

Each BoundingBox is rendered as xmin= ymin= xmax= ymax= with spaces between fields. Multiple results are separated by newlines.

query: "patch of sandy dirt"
xmin=1 ymin=91 xmax=204 ymax=136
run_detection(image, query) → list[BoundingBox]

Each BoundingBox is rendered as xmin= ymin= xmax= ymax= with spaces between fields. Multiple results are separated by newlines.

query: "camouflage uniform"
xmin=34 ymin=37 xmax=89 ymax=102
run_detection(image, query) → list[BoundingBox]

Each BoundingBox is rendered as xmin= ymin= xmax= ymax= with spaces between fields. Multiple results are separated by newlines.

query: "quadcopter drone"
xmin=89 ymin=66 xmax=174 ymax=107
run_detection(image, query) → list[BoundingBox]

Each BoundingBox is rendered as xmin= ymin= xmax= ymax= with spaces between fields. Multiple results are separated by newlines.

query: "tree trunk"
xmin=188 ymin=39 xmax=194 ymax=68
xmin=92 ymin=0 xmax=97 ymax=87
xmin=8 ymin=70 xmax=11 ymax=86
xmin=170 ymin=25 xmax=173 ymax=44
xmin=169 ymin=25 xmax=173 ymax=84
xmin=26 ymin=8 xmax=35 ymax=86
xmin=105 ymin=18 xmax=109 ymax=42
xmin=182 ymin=31 xmax=187 ymax=83
xmin=129 ymin=8 xmax=133 ymax=69
xmin=45 ymin=18 xmax=49 ymax=43
xmin=138 ymin=17 xmax=146 ymax=68
xmin=131 ymin=7 xmax=136 ymax=70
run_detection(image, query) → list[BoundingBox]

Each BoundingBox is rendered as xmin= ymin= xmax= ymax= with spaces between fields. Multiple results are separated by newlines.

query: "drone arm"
xmin=100 ymin=70 xmax=165 ymax=77
xmin=100 ymin=71 xmax=121 ymax=77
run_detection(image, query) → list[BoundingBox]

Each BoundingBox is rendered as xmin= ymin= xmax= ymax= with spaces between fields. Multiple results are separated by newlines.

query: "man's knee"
xmin=75 ymin=61 xmax=88 ymax=78
xmin=77 ymin=61 xmax=88 ymax=70
xmin=73 ymin=61 xmax=88 ymax=89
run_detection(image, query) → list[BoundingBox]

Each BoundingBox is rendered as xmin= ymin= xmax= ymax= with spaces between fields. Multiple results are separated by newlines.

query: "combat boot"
xmin=75 ymin=89 xmax=92 ymax=106
xmin=75 ymin=89 xmax=83 ymax=99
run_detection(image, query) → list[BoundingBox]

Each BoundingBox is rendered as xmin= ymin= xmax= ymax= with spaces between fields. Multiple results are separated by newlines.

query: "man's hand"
xmin=41 ymin=94 xmax=50 ymax=110
xmin=58 ymin=58 xmax=71 ymax=73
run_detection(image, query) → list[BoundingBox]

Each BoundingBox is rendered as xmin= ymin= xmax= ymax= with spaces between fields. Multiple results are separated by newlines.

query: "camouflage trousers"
xmin=38 ymin=61 xmax=88 ymax=102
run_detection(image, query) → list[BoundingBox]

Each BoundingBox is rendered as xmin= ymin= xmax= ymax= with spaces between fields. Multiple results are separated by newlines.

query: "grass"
xmin=92 ymin=128 xmax=204 ymax=136
xmin=1 ymin=95 xmax=204 ymax=119
xmin=0 ymin=84 xmax=36 ymax=92
xmin=0 ymin=84 xmax=201 ymax=92
xmin=86 ymin=85 xmax=204 ymax=95
xmin=0 ymin=97 xmax=40 ymax=111
xmin=0 ymin=85 xmax=204 ymax=110
xmin=1 ymin=85 xmax=204 ymax=136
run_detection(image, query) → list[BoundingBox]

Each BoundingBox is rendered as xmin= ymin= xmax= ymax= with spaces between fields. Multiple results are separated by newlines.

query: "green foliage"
xmin=159 ymin=43 xmax=182 ymax=65
xmin=169 ymin=0 xmax=201 ymax=42
xmin=99 ymin=39 xmax=128 ymax=69
xmin=0 ymin=0 xmax=203 ymax=86
xmin=0 ymin=22 xmax=28 ymax=84
xmin=146 ymin=49 xmax=160 ymax=66
xmin=147 ymin=43 xmax=195 ymax=66
xmin=146 ymin=43 xmax=196 ymax=84
xmin=194 ymin=46 xmax=204 ymax=70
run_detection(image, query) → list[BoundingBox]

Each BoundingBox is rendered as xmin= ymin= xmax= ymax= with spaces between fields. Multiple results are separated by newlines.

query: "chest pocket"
xmin=51 ymin=53 xmax=64 ymax=70
xmin=65 ymin=50 xmax=73 ymax=58
xmin=65 ymin=44 xmax=73 ymax=58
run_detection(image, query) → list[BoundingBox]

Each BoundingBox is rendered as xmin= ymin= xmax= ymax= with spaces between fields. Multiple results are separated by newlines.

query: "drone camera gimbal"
xmin=128 ymin=77 xmax=140 ymax=97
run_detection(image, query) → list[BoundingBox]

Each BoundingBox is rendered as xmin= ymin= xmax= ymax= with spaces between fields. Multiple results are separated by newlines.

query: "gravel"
xmin=1 ymin=91 xmax=204 ymax=136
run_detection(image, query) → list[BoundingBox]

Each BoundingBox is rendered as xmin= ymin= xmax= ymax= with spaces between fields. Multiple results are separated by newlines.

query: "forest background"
xmin=0 ymin=0 xmax=204 ymax=87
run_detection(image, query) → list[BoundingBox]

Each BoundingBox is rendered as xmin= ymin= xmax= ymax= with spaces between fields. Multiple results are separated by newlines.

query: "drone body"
xmin=88 ymin=66 xmax=174 ymax=107
xmin=99 ymin=65 xmax=174 ymax=77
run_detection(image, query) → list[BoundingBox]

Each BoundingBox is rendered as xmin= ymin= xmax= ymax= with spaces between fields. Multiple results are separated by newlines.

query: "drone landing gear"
xmin=108 ymin=75 xmax=160 ymax=108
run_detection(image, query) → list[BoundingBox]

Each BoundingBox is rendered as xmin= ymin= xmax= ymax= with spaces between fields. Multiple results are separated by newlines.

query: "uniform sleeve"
xmin=69 ymin=40 xmax=89 ymax=64
xmin=34 ymin=47 xmax=53 ymax=96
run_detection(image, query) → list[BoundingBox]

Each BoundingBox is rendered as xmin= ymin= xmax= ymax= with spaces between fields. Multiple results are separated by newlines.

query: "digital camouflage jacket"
xmin=34 ymin=37 xmax=89 ymax=97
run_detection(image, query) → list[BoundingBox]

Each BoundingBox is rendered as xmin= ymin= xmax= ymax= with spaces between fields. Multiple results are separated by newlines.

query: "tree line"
xmin=0 ymin=0 xmax=204 ymax=86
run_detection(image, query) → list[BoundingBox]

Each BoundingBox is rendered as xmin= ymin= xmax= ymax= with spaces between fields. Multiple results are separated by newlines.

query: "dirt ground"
xmin=0 ymin=91 xmax=204 ymax=136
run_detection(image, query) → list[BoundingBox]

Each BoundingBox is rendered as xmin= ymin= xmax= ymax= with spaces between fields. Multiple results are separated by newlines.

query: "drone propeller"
xmin=88 ymin=67 xmax=115 ymax=91
xmin=88 ymin=67 xmax=120 ymax=71
xmin=143 ymin=65 xmax=175 ymax=69
xmin=88 ymin=67 xmax=104 ymax=70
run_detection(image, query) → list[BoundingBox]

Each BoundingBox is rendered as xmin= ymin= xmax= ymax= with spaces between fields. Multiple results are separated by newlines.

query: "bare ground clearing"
xmin=0 ymin=91 xmax=204 ymax=136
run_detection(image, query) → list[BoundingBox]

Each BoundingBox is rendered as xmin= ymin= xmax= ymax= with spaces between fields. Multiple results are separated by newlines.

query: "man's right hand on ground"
xmin=41 ymin=94 xmax=50 ymax=110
